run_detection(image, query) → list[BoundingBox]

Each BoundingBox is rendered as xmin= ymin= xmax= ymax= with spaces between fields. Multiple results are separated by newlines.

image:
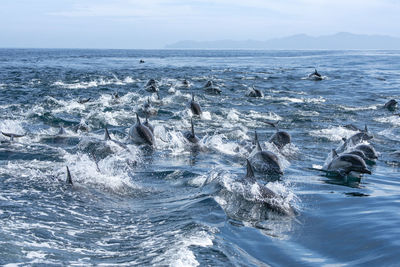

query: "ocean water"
xmin=0 ymin=49 xmax=399 ymax=266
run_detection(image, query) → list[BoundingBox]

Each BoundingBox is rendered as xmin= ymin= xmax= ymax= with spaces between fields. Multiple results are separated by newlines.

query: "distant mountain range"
xmin=165 ymin=32 xmax=400 ymax=50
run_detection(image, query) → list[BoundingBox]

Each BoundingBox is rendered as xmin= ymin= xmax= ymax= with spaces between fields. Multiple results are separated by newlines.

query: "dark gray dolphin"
xmin=139 ymin=59 xmax=145 ymax=63
xmin=249 ymin=131 xmax=283 ymax=175
xmin=77 ymin=97 xmax=91 ymax=104
xmin=266 ymin=122 xmax=291 ymax=149
xmin=354 ymin=144 xmax=378 ymax=160
xmin=384 ymin=99 xmax=397 ymax=111
xmin=327 ymin=149 xmax=371 ymax=176
xmin=247 ymin=86 xmax=263 ymax=98
xmin=204 ymin=80 xmax=221 ymax=94
xmin=308 ymin=69 xmax=323 ymax=80
xmin=66 ymin=166 xmax=73 ymax=185
xmin=190 ymin=94 xmax=202 ymax=116
xmin=129 ymin=114 xmax=154 ymax=146
xmin=184 ymin=119 xmax=199 ymax=144
xmin=182 ymin=79 xmax=190 ymax=87
xmin=1 ymin=131 xmax=25 ymax=141
xmin=146 ymin=78 xmax=157 ymax=87
xmin=244 ymin=160 xmax=294 ymax=215
xmin=340 ymin=125 xmax=373 ymax=151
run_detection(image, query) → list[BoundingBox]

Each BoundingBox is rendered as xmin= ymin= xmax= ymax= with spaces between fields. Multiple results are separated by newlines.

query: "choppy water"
xmin=1 ymin=49 xmax=400 ymax=266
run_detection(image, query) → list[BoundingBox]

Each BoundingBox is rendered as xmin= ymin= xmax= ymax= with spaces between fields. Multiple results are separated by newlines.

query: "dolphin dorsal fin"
xmin=136 ymin=114 xmax=141 ymax=124
xmin=191 ymin=119 xmax=195 ymax=136
xmin=364 ymin=124 xmax=368 ymax=132
xmin=246 ymin=159 xmax=255 ymax=179
xmin=192 ymin=93 xmax=195 ymax=101
xmin=342 ymin=137 xmax=347 ymax=142
xmin=104 ymin=127 xmax=111 ymax=140
xmin=66 ymin=166 xmax=73 ymax=185
xmin=332 ymin=149 xmax=338 ymax=158
xmin=256 ymin=139 xmax=262 ymax=152
xmin=254 ymin=130 xmax=258 ymax=143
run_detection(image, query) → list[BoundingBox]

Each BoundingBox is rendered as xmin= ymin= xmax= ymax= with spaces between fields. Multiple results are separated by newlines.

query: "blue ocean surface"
xmin=0 ymin=49 xmax=399 ymax=266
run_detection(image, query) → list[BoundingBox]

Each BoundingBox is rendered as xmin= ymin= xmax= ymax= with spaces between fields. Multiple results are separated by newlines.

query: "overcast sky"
xmin=0 ymin=0 xmax=399 ymax=49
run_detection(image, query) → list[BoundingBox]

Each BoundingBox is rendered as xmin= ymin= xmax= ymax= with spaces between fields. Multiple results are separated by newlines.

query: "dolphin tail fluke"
xmin=246 ymin=159 xmax=255 ymax=178
xmin=104 ymin=127 xmax=111 ymax=140
xmin=66 ymin=166 xmax=73 ymax=185
xmin=1 ymin=131 xmax=26 ymax=141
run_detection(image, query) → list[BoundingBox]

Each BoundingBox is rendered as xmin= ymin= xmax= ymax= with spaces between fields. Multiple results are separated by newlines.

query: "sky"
xmin=0 ymin=0 xmax=399 ymax=49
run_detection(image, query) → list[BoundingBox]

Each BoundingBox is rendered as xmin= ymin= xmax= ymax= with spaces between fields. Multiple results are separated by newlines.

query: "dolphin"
xmin=66 ymin=166 xmax=73 ymax=185
xmin=308 ymin=69 xmax=323 ymax=80
xmin=146 ymin=78 xmax=157 ymax=87
xmin=1 ymin=131 xmax=25 ymax=141
xmin=190 ymin=94 xmax=202 ymax=116
xmin=247 ymin=86 xmax=263 ymax=98
xmin=327 ymin=149 xmax=371 ymax=176
xmin=204 ymin=80 xmax=222 ymax=94
xmin=139 ymin=59 xmax=145 ymax=63
xmin=266 ymin=122 xmax=291 ymax=149
xmin=77 ymin=97 xmax=91 ymax=104
xmin=354 ymin=144 xmax=378 ymax=160
xmin=243 ymin=160 xmax=294 ymax=215
xmin=182 ymin=79 xmax=190 ymax=87
xmin=384 ymin=99 xmax=397 ymax=111
xmin=184 ymin=119 xmax=200 ymax=144
xmin=129 ymin=114 xmax=154 ymax=146
xmin=339 ymin=125 xmax=373 ymax=151
xmin=249 ymin=131 xmax=283 ymax=175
